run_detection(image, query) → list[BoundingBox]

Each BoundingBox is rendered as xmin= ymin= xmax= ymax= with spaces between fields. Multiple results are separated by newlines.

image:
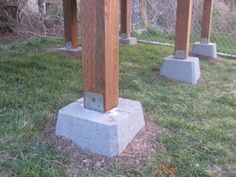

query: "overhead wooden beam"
xmin=174 ymin=0 xmax=193 ymax=59
xmin=120 ymin=0 xmax=131 ymax=37
xmin=81 ymin=0 xmax=119 ymax=112
xmin=63 ymin=0 xmax=79 ymax=49
xmin=201 ymin=0 xmax=214 ymax=44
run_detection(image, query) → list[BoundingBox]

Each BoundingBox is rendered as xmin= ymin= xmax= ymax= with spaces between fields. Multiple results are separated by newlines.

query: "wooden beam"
xmin=120 ymin=0 xmax=131 ymax=37
xmin=63 ymin=0 xmax=79 ymax=49
xmin=81 ymin=0 xmax=119 ymax=112
xmin=174 ymin=0 xmax=193 ymax=59
xmin=201 ymin=0 xmax=214 ymax=43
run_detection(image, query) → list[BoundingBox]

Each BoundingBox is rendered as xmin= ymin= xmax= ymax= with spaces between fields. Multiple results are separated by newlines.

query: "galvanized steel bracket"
xmin=65 ymin=42 xmax=72 ymax=49
xmin=84 ymin=92 xmax=104 ymax=112
xmin=174 ymin=50 xmax=186 ymax=59
xmin=200 ymin=38 xmax=209 ymax=44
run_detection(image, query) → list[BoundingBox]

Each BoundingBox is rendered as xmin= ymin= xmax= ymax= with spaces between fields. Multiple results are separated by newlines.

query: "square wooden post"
xmin=174 ymin=0 xmax=193 ymax=59
xmin=81 ymin=0 xmax=119 ymax=112
xmin=63 ymin=0 xmax=79 ymax=49
xmin=201 ymin=0 xmax=214 ymax=44
xmin=120 ymin=0 xmax=131 ymax=37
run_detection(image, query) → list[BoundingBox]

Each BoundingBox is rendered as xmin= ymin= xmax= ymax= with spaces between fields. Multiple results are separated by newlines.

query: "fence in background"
xmin=132 ymin=0 xmax=236 ymax=56
xmin=0 ymin=0 xmax=236 ymax=57
xmin=0 ymin=0 xmax=64 ymax=45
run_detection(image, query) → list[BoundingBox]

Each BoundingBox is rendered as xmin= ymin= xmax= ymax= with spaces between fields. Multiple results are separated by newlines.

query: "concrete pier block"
xmin=160 ymin=56 xmax=201 ymax=84
xmin=119 ymin=34 xmax=137 ymax=45
xmin=192 ymin=42 xmax=217 ymax=59
xmin=56 ymin=98 xmax=145 ymax=157
xmin=57 ymin=47 xmax=81 ymax=53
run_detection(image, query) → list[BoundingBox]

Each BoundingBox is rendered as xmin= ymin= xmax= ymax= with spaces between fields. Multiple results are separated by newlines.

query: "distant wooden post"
xmin=120 ymin=0 xmax=131 ymax=37
xmin=174 ymin=0 xmax=193 ymax=59
xmin=81 ymin=0 xmax=119 ymax=112
xmin=201 ymin=0 xmax=214 ymax=44
xmin=63 ymin=0 xmax=79 ymax=49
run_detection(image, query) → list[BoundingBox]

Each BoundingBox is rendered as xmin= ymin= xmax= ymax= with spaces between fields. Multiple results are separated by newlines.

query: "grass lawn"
xmin=0 ymin=38 xmax=236 ymax=177
xmin=133 ymin=28 xmax=236 ymax=56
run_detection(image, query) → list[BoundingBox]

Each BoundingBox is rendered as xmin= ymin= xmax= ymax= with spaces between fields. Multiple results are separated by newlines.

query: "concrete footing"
xmin=160 ymin=56 xmax=201 ymax=84
xmin=56 ymin=98 xmax=145 ymax=157
xmin=119 ymin=37 xmax=137 ymax=45
xmin=192 ymin=42 xmax=217 ymax=59
xmin=57 ymin=47 xmax=81 ymax=52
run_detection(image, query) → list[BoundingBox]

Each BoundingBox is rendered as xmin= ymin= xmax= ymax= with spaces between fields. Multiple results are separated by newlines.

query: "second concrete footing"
xmin=119 ymin=36 xmax=137 ymax=45
xmin=192 ymin=42 xmax=217 ymax=59
xmin=56 ymin=98 xmax=145 ymax=157
xmin=160 ymin=56 xmax=201 ymax=85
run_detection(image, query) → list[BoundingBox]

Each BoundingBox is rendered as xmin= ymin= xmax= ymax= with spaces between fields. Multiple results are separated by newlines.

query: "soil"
xmin=43 ymin=118 xmax=168 ymax=177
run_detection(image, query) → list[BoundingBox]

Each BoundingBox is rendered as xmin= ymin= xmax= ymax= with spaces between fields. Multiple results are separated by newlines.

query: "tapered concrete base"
xmin=192 ymin=42 xmax=217 ymax=59
xmin=119 ymin=37 xmax=137 ymax=45
xmin=160 ymin=56 xmax=201 ymax=84
xmin=56 ymin=98 xmax=145 ymax=157
xmin=58 ymin=47 xmax=81 ymax=52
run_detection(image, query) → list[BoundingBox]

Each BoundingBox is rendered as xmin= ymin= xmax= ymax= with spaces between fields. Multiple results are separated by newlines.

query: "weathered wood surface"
xmin=201 ymin=0 xmax=214 ymax=43
xmin=120 ymin=0 xmax=131 ymax=37
xmin=81 ymin=0 xmax=119 ymax=112
xmin=174 ymin=0 xmax=193 ymax=59
xmin=63 ymin=0 xmax=78 ymax=49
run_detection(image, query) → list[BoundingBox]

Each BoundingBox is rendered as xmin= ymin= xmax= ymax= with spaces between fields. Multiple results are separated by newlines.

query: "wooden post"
xmin=174 ymin=0 xmax=193 ymax=59
xmin=201 ymin=0 xmax=214 ymax=44
xmin=120 ymin=0 xmax=131 ymax=37
xmin=81 ymin=0 xmax=119 ymax=112
xmin=63 ymin=0 xmax=79 ymax=49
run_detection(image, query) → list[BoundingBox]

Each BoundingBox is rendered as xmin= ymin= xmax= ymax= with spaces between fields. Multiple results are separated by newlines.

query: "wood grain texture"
xmin=120 ymin=0 xmax=131 ymax=37
xmin=174 ymin=0 xmax=193 ymax=59
xmin=201 ymin=0 xmax=214 ymax=43
xmin=81 ymin=0 xmax=119 ymax=112
xmin=63 ymin=0 xmax=79 ymax=48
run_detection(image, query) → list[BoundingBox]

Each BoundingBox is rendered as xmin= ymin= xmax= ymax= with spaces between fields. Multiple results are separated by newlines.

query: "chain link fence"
xmin=132 ymin=0 xmax=236 ymax=56
xmin=0 ymin=0 xmax=65 ymax=45
xmin=0 ymin=0 xmax=236 ymax=57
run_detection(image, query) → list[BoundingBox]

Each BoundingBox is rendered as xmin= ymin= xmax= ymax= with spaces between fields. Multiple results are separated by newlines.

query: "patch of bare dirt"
xmin=43 ymin=119 xmax=167 ymax=177
xmin=46 ymin=45 xmax=82 ymax=58
xmin=197 ymin=76 xmax=208 ymax=84
xmin=0 ymin=150 xmax=10 ymax=177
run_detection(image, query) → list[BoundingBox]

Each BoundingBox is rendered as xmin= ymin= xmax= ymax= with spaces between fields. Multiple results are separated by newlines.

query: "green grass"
xmin=133 ymin=27 xmax=175 ymax=44
xmin=133 ymin=27 xmax=236 ymax=55
xmin=0 ymin=38 xmax=236 ymax=177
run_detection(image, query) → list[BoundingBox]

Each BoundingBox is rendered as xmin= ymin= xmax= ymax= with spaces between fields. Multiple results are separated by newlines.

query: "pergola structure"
xmin=56 ymin=0 xmax=216 ymax=157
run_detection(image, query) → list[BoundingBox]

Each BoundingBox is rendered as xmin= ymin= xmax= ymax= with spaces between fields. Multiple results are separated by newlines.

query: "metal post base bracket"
xmin=84 ymin=92 xmax=104 ymax=112
xmin=200 ymin=38 xmax=209 ymax=44
xmin=174 ymin=50 xmax=186 ymax=59
xmin=65 ymin=42 xmax=73 ymax=49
